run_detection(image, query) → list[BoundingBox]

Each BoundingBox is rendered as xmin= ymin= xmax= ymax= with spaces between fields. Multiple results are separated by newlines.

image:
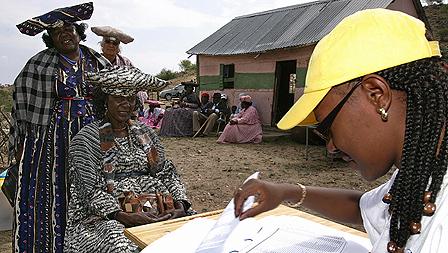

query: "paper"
xmin=141 ymin=218 xmax=215 ymax=252
xmin=195 ymin=171 xmax=260 ymax=253
xmin=236 ymin=215 xmax=371 ymax=253
xmin=141 ymin=171 xmax=372 ymax=253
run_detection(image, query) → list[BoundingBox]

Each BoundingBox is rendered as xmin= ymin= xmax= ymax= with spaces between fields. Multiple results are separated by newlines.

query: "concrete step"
xmin=262 ymin=126 xmax=292 ymax=142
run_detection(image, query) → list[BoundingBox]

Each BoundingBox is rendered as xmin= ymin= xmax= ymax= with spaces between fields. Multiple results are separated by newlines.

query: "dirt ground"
xmin=0 ymin=136 xmax=393 ymax=252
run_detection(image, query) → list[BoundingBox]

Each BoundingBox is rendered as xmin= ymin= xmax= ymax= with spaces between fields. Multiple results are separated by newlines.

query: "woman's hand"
xmin=147 ymin=146 xmax=159 ymax=167
xmin=229 ymin=119 xmax=238 ymax=125
xmin=165 ymin=201 xmax=187 ymax=220
xmin=115 ymin=211 xmax=172 ymax=228
xmin=233 ymin=179 xmax=286 ymax=220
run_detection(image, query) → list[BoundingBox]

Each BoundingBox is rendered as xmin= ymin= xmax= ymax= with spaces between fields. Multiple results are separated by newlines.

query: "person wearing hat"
xmin=178 ymin=81 xmax=200 ymax=108
xmin=91 ymin=25 xmax=134 ymax=66
xmin=217 ymin=95 xmax=262 ymax=144
xmin=10 ymin=3 xmax=111 ymax=252
xmin=64 ymin=66 xmax=190 ymax=252
xmin=192 ymin=92 xmax=227 ymax=136
xmin=234 ymin=9 xmax=447 ymax=253
xmin=199 ymin=92 xmax=212 ymax=112
xmin=159 ymin=81 xmax=200 ymax=137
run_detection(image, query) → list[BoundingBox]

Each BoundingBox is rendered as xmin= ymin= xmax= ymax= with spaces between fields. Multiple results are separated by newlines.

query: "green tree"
xmin=156 ymin=68 xmax=178 ymax=80
xmin=178 ymin=59 xmax=196 ymax=74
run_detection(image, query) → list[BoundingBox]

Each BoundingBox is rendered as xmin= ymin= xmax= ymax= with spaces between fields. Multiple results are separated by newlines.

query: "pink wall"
xmin=199 ymin=45 xmax=314 ymax=76
xmin=198 ymin=46 xmax=315 ymax=125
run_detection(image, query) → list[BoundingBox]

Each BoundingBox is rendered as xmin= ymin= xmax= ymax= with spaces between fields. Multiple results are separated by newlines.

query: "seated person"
xmin=235 ymin=92 xmax=257 ymax=114
xmin=199 ymin=92 xmax=213 ymax=113
xmin=139 ymin=100 xmax=165 ymax=129
xmin=159 ymin=82 xmax=200 ymax=136
xmin=64 ymin=66 xmax=191 ymax=253
xmin=216 ymin=94 xmax=231 ymax=131
xmin=217 ymin=95 xmax=262 ymax=144
xmin=193 ymin=92 xmax=230 ymax=136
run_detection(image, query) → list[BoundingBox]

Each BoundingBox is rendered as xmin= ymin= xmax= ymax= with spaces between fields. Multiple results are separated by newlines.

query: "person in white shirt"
xmin=234 ymin=9 xmax=447 ymax=253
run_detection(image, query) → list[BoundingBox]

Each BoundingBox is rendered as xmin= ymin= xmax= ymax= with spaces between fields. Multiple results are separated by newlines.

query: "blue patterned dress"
xmin=15 ymin=49 xmax=99 ymax=253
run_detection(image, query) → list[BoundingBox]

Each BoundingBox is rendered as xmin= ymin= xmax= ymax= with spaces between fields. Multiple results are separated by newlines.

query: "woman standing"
xmin=10 ymin=3 xmax=110 ymax=252
xmin=91 ymin=25 xmax=135 ymax=66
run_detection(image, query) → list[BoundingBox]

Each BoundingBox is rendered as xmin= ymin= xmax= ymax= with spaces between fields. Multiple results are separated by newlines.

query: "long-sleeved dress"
xmin=217 ymin=106 xmax=262 ymax=144
xmin=10 ymin=45 xmax=109 ymax=253
xmin=64 ymin=121 xmax=190 ymax=253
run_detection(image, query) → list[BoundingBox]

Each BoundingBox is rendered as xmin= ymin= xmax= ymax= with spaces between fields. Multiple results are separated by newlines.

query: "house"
xmin=187 ymin=0 xmax=430 ymax=126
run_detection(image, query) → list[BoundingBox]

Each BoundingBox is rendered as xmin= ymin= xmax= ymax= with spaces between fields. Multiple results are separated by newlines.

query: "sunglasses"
xmin=104 ymin=39 xmax=120 ymax=46
xmin=312 ymin=79 xmax=363 ymax=142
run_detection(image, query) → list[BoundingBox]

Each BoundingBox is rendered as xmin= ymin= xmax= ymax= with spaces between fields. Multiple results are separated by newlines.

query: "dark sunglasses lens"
xmin=105 ymin=40 xmax=119 ymax=45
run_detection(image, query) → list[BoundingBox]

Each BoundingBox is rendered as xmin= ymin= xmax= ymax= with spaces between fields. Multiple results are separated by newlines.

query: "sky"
xmin=0 ymin=0 xmax=314 ymax=84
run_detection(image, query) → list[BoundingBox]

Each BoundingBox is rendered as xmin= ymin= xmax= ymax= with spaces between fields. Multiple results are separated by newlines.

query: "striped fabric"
xmin=9 ymin=45 xmax=110 ymax=159
xmin=64 ymin=121 xmax=190 ymax=253
xmin=85 ymin=66 xmax=168 ymax=97
xmin=13 ymin=49 xmax=103 ymax=253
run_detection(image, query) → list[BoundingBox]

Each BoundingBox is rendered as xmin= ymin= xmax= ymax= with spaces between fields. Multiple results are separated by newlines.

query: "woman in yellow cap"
xmin=234 ymin=9 xmax=447 ymax=253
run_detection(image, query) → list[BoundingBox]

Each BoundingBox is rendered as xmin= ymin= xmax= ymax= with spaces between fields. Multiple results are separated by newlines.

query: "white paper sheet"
xmin=141 ymin=218 xmax=215 ymax=253
xmin=236 ymin=215 xmax=371 ymax=253
xmin=140 ymin=171 xmax=372 ymax=253
xmin=195 ymin=171 xmax=260 ymax=253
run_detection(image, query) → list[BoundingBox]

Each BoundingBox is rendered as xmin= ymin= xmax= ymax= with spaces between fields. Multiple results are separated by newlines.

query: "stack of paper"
xmin=142 ymin=172 xmax=372 ymax=253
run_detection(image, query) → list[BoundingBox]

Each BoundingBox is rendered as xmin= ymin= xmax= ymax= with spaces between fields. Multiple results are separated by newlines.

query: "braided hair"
xmin=376 ymin=57 xmax=448 ymax=251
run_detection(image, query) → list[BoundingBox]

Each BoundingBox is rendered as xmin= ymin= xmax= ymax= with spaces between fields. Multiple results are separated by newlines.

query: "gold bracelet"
xmin=286 ymin=183 xmax=307 ymax=208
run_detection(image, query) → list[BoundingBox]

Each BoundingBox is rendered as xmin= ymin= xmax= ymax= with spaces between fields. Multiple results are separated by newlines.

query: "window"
xmin=222 ymin=64 xmax=235 ymax=89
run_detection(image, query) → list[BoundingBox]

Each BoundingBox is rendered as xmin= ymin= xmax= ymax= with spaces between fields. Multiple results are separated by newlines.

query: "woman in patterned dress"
xmin=64 ymin=66 xmax=190 ymax=253
xmin=10 ymin=3 xmax=110 ymax=252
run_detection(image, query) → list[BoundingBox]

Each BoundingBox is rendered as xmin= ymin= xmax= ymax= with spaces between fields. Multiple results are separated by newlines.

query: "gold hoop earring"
xmin=378 ymin=107 xmax=388 ymax=122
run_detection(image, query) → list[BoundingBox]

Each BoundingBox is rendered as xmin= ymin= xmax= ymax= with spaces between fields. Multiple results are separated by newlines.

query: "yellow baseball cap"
xmin=277 ymin=8 xmax=441 ymax=130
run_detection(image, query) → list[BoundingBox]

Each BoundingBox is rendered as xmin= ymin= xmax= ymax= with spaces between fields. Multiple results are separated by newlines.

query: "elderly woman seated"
xmin=64 ymin=66 xmax=192 ymax=253
xmin=217 ymin=95 xmax=262 ymax=144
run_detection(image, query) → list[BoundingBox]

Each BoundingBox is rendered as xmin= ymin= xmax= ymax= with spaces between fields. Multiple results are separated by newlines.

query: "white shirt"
xmin=360 ymin=169 xmax=448 ymax=253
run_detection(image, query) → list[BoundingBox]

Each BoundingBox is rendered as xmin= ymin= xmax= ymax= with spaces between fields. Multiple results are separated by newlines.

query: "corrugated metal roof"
xmin=187 ymin=0 xmax=394 ymax=55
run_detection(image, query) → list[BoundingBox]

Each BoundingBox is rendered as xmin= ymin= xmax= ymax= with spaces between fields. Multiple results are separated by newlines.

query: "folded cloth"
xmin=91 ymin=26 xmax=134 ymax=44
xmin=16 ymin=2 xmax=93 ymax=36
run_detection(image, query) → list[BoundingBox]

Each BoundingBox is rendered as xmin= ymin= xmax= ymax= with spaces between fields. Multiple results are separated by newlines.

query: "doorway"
xmin=272 ymin=60 xmax=296 ymax=125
